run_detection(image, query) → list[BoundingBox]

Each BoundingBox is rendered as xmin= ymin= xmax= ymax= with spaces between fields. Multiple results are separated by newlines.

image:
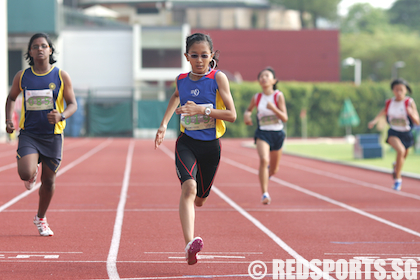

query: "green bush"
xmin=225 ymin=81 xmax=420 ymax=138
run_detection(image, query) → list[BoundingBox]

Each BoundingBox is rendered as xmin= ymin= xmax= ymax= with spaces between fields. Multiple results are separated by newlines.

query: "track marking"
xmin=158 ymin=144 xmax=335 ymax=280
xmin=222 ymin=157 xmax=420 ymax=238
xmin=106 ymin=139 xmax=135 ymax=280
xmin=0 ymin=138 xmax=113 ymax=213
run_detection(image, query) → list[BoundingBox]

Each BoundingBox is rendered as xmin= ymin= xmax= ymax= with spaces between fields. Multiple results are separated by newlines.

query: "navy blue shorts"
xmin=387 ymin=128 xmax=414 ymax=149
xmin=175 ymin=133 xmax=220 ymax=198
xmin=254 ymin=129 xmax=286 ymax=151
xmin=17 ymin=130 xmax=63 ymax=173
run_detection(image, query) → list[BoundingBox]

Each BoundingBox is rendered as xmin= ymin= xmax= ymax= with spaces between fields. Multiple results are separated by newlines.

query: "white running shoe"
xmin=185 ymin=237 xmax=203 ymax=265
xmin=24 ymin=164 xmax=39 ymax=190
xmin=33 ymin=215 xmax=54 ymax=236
xmin=261 ymin=193 xmax=271 ymax=205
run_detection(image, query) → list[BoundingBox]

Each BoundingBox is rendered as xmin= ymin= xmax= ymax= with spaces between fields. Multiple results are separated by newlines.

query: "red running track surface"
xmin=0 ymin=138 xmax=419 ymax=280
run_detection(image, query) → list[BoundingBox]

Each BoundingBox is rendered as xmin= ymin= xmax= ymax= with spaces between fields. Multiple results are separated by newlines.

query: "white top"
xmin=256 ymin=90 xmax=284 ymax=131
xmin=387 ymin=97 xmax=412 ymax=132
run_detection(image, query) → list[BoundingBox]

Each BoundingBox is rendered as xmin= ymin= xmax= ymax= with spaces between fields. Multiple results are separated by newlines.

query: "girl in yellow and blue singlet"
xmin=155 ymin=33 xmax=236 ymax=266
xmin=5 ymin=33 xmax=77 ymax=237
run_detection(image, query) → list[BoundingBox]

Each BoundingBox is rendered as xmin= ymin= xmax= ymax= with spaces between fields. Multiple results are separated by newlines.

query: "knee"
xmin=194 ymin=197 xmax=207 ymax=207
xmin=259 ymin=157 xmax=269 ymax=167
xmin=181 ymin=180 xmax=197 ymax=199
xmin=19 ymin=172 xmax=33 ymax=181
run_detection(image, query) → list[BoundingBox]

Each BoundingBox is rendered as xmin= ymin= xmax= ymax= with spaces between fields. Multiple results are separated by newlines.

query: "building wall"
xmin=191 ymin=29 xmax=340 ymax=82
xmin=59 ymin=29 xmax=133 ymax=92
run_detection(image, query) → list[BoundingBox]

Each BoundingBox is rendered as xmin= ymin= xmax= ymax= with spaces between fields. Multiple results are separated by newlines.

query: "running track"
xmin=0 ymin=138 xmax=419 ymax=280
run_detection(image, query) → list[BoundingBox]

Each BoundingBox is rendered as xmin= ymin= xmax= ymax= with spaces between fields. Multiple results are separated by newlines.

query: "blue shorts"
xmin=17 ymin=130 xmax=63 ymax=173
xmin=387 ymin=128 xmax=414 ymax=149
xmin=254 ymin=129 xmax=286 ymax=151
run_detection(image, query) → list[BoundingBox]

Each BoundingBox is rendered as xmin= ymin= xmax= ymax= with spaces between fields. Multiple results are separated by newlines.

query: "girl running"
xmin=154 ymin=33 xmax=236 ymax=265
xmin=5 ymin=33 xmax=77 ymax=236
xmin=368 ymin=78 xmax=419 ymax=191
xmin=244 ymin=67 xmax=288 ymax=204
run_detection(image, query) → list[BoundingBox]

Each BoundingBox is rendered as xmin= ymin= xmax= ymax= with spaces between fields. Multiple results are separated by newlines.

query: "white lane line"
xmin=0 ymin=162 xmax=16 ymax=172
xmin=158 ymin=144 xmax=335 ymax=280
xmin=285 ymin=161 xmax=420 ymax=200
xmin=0 ymin=138 xmax=113 ymax=213
xmin=222 ymin=157 xmax=420 ymax=238
xmin=106 ymin=139 xmax=135 ymax=280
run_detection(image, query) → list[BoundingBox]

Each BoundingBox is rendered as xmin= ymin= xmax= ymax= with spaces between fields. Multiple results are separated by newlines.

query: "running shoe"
xmin=392 ymin=162 xmax=396 ymax=180
xmin=24 ymin=164 xmax=39 ymax=190
xmin=33 ymin=215 xmax=54 ymax=236
xmin=261 ymin=193 xmax=271 ymax=205
xmin=185 ymin=237 xmax=203 ymax=265
xmin=393 ymin=181 xmax=402 ymax=191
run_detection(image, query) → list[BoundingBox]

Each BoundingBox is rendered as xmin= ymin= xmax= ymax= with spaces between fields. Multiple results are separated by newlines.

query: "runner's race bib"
xmin=258 ymin=114 xmax=280 ymax=126
xmin=25 ymin=89 xmax=54 ymax=111
xmin=180 ymin=103 xmax=215 ymax=131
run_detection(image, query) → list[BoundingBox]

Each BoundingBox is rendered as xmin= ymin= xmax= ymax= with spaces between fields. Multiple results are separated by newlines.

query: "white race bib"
xmin=180 ymin=103 xmax=215 ymax=131
xmin=25 ymin=89 xmax=54 ymax=111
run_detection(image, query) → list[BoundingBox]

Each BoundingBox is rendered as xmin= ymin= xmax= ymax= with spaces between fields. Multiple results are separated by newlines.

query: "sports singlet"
xmin=19 ymin=66 xmax=65 ymax=135
xmin=385 ymin=97 xmax=413 ymax=132
xmin=255 ymin=90 xmax=284 ymax=131
xmin=177 ymin=70 xmax=226 ymax=141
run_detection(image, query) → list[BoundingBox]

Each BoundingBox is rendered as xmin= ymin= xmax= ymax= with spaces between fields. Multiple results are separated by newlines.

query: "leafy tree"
xmin=269 ymin=0 xmax=341 ymax=28
xmin=340 ymin=3 xmax=390 ymax=33
xmin=389 ymin=0 xmax=420 ymax=31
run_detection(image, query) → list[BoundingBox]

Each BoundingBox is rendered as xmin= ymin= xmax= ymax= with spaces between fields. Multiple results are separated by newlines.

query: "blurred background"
xmin=0 ymin=0 xmax=419 ymax=149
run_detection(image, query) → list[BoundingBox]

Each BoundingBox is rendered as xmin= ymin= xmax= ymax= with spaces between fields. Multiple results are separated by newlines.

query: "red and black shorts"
xmin=175 ymin=133 xmax=221 ymax=198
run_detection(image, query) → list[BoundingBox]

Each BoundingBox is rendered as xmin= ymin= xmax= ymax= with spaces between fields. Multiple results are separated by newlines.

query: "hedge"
xmin=225 ymin=81 xmax=420 ymax=138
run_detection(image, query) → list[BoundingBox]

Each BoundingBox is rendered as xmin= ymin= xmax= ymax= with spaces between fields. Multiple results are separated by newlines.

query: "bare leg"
xmin=256 ymin=139 xmax=270 ymax=194
xmin=17 ymin=153 xmax=39 ymax=181
xmin=37 ymin=162 xmax=56 ymax=218
xmin=268 ymin=148 xmax=283 ymax=178
xmin=179 ymin=179 xmax=197 ymax=245
xmin=387 ymin=136 xmax=408 ymax=180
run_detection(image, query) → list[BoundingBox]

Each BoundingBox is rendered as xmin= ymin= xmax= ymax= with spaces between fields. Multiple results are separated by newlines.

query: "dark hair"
xmin=391 ymin=78 xmax=412 ymax=94
xmin=186 ymin=33 xmax=219 ymax=69
xmin=258 ymin=67 xmax=278 ymax=90
xmin=25 ymin=33 xmax=57 ymax=66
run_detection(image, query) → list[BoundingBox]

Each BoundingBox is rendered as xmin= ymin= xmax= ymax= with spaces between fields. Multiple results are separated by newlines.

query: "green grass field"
xmin=283 ymin=140 xmax=420 ymax=176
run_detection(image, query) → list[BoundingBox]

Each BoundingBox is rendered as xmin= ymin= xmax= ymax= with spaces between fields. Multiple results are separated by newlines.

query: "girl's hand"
xmin=5 ymin=121 xmax=15 ymax=134
xmin=368 ymin=120 xmax=376 ymax=129
xmin=175 ymin=101 xmax=202 ymax=116
xmin=47 ymin=109 xmax=61 ymax=124
xmin=155 ymin=125 xmax=167 ymax=149
xmin=266 ymin=101 xmax=277 ymax=111
xmin=244 ymin=111 xmax=253 ymax=126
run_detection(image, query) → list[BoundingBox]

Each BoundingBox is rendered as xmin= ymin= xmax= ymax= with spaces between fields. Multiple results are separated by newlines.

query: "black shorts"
xmin=387 ymin=128 xmax=414 ymax=149
xmin=175 ymin=133 xmax=221 ymax=198
xmin=254 ymin=129 xmax=286 ymax=151
xmin=17 ymin=130 xmax=63 ymax=173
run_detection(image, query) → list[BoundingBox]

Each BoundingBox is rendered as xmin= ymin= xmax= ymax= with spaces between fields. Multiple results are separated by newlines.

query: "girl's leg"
xmin=268 ymin=148 xmax=283 ymax=177
xmin=387 ymin=136 xmax=407 ymax=180
xmin=256 ymin=139 xmax=270 ymax=195
xmin=17 ymin=153 xmax=39 ymax=181
xmin=179 ymin=179 xmax=197 ymax=245
xmin=37 ymin=162 xmax=57 ymax=218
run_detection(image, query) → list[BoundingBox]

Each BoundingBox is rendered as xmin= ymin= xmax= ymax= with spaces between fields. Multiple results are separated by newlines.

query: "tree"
xmin=340 ymin=3 xmax=390 ymax=34
xmin=269 ymin=0 xmax=341 ymax=28
xmin=389 ymin=0 xmax=420 ymax=31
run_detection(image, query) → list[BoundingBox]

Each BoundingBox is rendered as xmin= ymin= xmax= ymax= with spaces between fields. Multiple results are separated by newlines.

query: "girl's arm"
xmin=407 ymin=99 xmax=420 ymax=126
xmin=368 ymin=108 xmax=386 ymax=129
xmin=175 ymin=71 xmax=237 ymax=123
xmin=244 ymin=96 xmax=256 ymax=126
xmin=267 ymin=93 xmax=288 ymax=122
xmin=47 ymin=70 xmax=78 ymax=124
xmin=155 ymin=81 xmax=180 ymax=149
xmin=5 ymin=71 xmax=23 ymax=133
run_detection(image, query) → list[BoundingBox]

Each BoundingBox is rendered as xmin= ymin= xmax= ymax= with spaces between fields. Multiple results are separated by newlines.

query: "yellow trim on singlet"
xmin=54 ymin=69 xmax=66 ymax=134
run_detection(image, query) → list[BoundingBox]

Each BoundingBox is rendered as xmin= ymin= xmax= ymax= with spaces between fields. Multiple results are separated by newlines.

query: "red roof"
xmin=191 ymin=29 xmax=340 ymax=82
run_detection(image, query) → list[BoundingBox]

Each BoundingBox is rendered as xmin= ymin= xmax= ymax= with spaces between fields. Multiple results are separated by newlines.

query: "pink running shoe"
xmin=33 ymin=215 xmax=54 ymax=236
xmin=24 ymin=164 xmax=39 ymax=190
xmin=185 ymin=237 xmax=203 ymax=265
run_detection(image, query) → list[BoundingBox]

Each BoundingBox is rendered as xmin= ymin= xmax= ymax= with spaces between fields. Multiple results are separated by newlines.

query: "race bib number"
xmin=25 ymin=89 xmax=54 ymax=111
xmin=259 ymin=114 xmax=280 ymax=126
xmin=180 ymin=104 xmax=215 ymax=131
xmin=390 ymin=118 xmax=407 ymax=127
